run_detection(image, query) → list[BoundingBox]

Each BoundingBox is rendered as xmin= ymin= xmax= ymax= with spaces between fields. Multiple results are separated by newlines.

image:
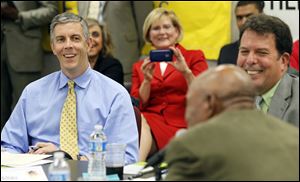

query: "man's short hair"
xmin=240 ymin=14 xmax=293 ymax=55
xmin=236 ymin=1 xmax=265 ymax=13
xmin=50 ymin=12 xmax=89 ymax=43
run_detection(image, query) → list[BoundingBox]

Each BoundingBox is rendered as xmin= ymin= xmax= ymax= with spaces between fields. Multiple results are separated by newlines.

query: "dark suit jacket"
xmin=217 ymin=41 xmax=239 ymax=65
xmin=165 ymin=110 xmax=299 ymax=181
xmin=93 ymin=54 xmax=124 ymax=85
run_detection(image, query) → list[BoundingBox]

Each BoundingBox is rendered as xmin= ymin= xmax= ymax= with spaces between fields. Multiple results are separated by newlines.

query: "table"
xmin=42 ymin=160 xmax=153 ymax=181
xmin=42 ymin=160 xmax=88 ymax=181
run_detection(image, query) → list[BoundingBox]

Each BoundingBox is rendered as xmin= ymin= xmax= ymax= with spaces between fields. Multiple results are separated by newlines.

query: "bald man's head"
xmin=186 ymin=65 xmax=256 ymax=127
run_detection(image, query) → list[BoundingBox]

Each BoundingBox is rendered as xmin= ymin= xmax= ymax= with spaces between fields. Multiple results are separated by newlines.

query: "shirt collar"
xmin=59 ymin=67 xmax=92 ymax=89
xmin=261 ymin=79 xmax=281 ymax=108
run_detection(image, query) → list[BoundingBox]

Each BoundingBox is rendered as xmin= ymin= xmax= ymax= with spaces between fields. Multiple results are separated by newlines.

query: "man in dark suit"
xmin=237 ymin=14 xmax=299 ymax=127
xmin=165 ymin=65 xmax=299 ymax=181
xmin=1 ymin=2 xmax=57 ymax=129
xmin=218 ymin=1 xmax=264 ymax=65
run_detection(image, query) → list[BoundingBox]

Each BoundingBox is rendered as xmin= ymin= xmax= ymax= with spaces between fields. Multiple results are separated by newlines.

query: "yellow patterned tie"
xmin=60 ymin=80 xmax=79 ymax=160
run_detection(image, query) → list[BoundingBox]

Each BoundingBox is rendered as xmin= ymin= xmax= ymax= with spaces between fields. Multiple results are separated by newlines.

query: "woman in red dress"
xmin=131 ymin=8 xmax=208 ymax=161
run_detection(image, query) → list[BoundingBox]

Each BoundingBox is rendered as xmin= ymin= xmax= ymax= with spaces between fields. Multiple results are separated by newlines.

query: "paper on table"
xmin=127 ymin=176 xmax=156 ymax=181
xmin=1 ymin=166 xmax=48 ymax=181
xmin=124 ymin=162 xmax=153 ymax=175
xmin=1 ymin=152 xmax=51 ymax=167
xmin=17 ymin=160 xmax=53 ymax=168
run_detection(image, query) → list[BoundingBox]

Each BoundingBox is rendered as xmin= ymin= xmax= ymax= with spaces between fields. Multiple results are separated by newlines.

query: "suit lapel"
xmin=163 ymin=64 xmax=176 ymax=79
xmin=162 ymin=44 xmax=186 ymax=79
xmin=268 ymin=96 xmax=289 ymax=119
xmin=268 ymin=74 xmax=292 ymax=119
xmin=153 ymin=63 xmax=163 ymax=81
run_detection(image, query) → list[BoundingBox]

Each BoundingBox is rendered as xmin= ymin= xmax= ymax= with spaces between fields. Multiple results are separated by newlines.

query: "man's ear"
xmin=280 ymin=52 xmax=290 ymax=72
xmin=87 ymin=37 xmax=92 ymax=52
xmin=206 ymin=93 xmax=222 ymax=117
xmin=51 ymin=42 xmax=57 ymax=56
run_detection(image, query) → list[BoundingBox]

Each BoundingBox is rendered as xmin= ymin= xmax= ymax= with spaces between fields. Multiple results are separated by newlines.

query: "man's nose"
xmin=245 ymin=52 xmax=257 ymax=65
xmin=64 ymin=39 xmax=73 ymax=48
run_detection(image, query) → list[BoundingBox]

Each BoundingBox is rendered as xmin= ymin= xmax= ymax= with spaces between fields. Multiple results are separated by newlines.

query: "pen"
xmin=127 ymin=172 xmax=143 ymax=180
xmin=127 ymin=167 xmax=168 ymax=180
xmin=29 ymin=145 xmax=40 ymax=152
xmin=127 ymin=168 xmax=154 ymax=180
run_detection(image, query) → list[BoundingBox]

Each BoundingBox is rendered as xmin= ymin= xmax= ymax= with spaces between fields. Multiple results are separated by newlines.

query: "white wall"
xmin=264 ymin=1 xmax=299 ymax=41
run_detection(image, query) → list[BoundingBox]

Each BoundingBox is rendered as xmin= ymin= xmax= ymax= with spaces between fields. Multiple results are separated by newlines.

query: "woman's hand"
xmin=139 ymin=57 xmax=155 ymax=105
xmin=141 ymin=57 xmax=155 ymax=82
xmin=169 ymin=46 xmax=194 ymax=85
xmin=168 ymin=47 xmax=192 ymax=75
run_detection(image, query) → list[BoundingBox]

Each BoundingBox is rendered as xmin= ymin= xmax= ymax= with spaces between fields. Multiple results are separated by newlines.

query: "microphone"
xmin=143 ymin=148 xmax=165 ymax=169
xmin=143 ymin=129 xmax=186 ymax=169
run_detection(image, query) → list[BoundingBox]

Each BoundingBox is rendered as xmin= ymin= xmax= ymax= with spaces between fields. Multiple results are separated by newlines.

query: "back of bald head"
xmin=190 ymin=65 xmax=256 ymax=105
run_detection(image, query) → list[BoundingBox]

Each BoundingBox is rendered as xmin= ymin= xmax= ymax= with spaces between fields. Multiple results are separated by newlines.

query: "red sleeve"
xmin=290 ymin=40 xmax=299 ymax=71
xmin=130 ymin=61 xmax=143 ymax=98
xmin=176 ymin=44 xmax=208 ymax=76
xmin=189 ymin=50 xmax=208 ymax=76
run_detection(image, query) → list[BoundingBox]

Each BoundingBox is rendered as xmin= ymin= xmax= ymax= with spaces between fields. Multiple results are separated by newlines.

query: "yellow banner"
xmin=142 ymin=1 xmax=231 ymax=60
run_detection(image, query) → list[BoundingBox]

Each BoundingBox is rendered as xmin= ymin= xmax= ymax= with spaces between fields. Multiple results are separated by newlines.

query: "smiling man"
xmin=237 ymin=14 xmax=299 ymax=127
xmin=1 ymin=13 xmax=139 ymax=164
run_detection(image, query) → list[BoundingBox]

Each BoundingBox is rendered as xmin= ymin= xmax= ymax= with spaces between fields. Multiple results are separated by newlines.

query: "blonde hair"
xmin=85 ymin=18 xmax=114 ymax=57
xmin=143 ymin=8 xmax=183 ymax=44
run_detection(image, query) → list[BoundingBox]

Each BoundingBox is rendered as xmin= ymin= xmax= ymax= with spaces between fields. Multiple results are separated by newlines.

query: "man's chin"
xmin=62 ymin=63 xmax=78 ymax=71
xmin=253 ymin=82 xmax=266 ymax=95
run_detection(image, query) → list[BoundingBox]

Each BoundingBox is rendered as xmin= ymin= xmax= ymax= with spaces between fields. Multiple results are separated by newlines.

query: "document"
xmin=1 ymin=166 xmax=48 ymax=181
xmin=129 ymin=176 xmax=156 ymax=181
xmin=1 ymin=152 xmax=52 ymax=167
xmin=124 ymin=162 xmax=149 ymax=174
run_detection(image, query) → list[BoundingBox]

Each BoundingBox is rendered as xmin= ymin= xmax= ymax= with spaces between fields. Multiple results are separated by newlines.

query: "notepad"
xmin=1 ymin=152 xmax=52 ymax=167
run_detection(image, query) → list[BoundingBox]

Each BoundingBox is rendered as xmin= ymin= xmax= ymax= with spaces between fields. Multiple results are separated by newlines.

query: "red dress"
xmin=130 ymin=44 xmax=208 ymax=149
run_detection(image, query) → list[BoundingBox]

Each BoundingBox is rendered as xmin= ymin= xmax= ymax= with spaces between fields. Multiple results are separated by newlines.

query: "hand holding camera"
xmin=146 ymin=47 xmax=191 ymax=78
xmin=171 ymin=47 xmax=192 ymax=75
xmin=141 ymin=58 xmax=155 ymax=82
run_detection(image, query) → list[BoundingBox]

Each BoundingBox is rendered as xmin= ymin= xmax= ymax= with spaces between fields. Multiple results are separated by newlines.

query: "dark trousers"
xmin=1 ymin=37 xmax=40 ymax=129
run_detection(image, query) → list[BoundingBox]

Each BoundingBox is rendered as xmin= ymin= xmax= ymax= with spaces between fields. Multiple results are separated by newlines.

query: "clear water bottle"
xmin=48 ymin=151 xmax=70 ymax=181
xmin=88 ymin=124 xmax=107 ymax=180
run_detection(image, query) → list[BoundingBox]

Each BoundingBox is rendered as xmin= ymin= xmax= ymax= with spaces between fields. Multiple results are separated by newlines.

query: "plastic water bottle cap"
xmin=94 ymin=124 xmax=103 ymax=131
xmin=54 ymin=151 xmax=65 ymax=159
